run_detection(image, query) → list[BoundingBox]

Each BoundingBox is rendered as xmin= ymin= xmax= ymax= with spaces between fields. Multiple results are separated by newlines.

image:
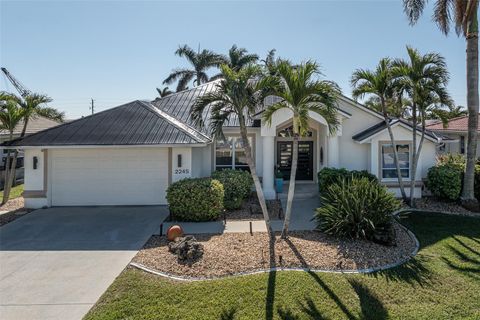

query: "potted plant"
xmin=275 ymin=167 xmax=284 ymax=193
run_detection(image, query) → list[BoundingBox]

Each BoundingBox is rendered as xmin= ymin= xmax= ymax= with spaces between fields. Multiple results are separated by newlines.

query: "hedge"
xmin=317 ymin=167 xmax=378 ymax=194
xmin=211 ymin=169 xmax=253 ymax=210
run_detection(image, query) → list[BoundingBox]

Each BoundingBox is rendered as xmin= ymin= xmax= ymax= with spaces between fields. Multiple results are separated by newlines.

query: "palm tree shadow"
xmin=220 ymin=306 xmax=237 ymax=320
xmin=284 ymin=238 xmax=356 ymax=320
xmin=442 ymin=236 xmax=480 ymax=279
xmin=367 ymin=257 xmax=432 ymax=286
xmin=348 ymin=279 xmax=388 ymax=320
xmin=265 ymin=235 xmax=277 ymax=320
xmin=298 ymin=297 xmax=329 ymax=320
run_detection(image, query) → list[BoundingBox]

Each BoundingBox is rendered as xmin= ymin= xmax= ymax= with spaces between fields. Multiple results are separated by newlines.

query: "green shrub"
xmin=317 ymin=167 xmax=378 ymax=194
xmin=314 ymin=177 xmax=401 ymax=240
xmin=166 ymin=178 xmax=224 ymax=222
xmin=211 ymin=169 xmax=253 ymax=209
xmin=426 ymin=165 xmax=463 ymax=201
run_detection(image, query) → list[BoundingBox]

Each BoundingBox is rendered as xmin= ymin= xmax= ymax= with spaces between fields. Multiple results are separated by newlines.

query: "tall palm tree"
xmin=36 ymin=106 xmax=65 ymax=122
xmin=0 ymin=92 xmax=52 ymax=203
xmin=351 ymin=58 xmax=409 ymax=202
xmin=364 ymin=95 xmax=410 ymax=118
xmin=0 ymin=98 xmax=24 ymax=204
xmin=403 ymin=0 xmax=479 ymax=208
xmin=156 ymin=87 xmax=173 ymax=98
xmin=392 ymin=46 xmax=451 ymax=206
xmin=211 ymin=45 xmax=259 ymax=80
xmin=262 ymin=60 xmax=340 ymax=238
xmin=427 ymin=104 xmax=467 ymax=127
xmin=191 ymin=64 xmax=275 ymax=234
xmin=163 ymin=45 xmax=226 ymax=92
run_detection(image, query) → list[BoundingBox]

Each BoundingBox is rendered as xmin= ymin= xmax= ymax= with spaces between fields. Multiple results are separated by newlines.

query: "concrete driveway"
xmin=0 ymin=206 xmax=168 ymax=320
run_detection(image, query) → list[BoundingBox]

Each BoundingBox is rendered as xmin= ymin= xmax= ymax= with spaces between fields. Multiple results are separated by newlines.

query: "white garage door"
xmin=50 ymin=148 xmax=169 ymax=206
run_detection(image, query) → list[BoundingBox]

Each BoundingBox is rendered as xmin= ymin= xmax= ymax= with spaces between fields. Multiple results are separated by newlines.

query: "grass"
xmin=84 ymin=212 xmax=480 ymax=320
xmin=0 ymin=184 xmax=23 ymax=202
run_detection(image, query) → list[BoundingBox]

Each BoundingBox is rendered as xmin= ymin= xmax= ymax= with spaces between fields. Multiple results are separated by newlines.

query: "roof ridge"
xmin=139 ymin=101 xmax=211 ymax=144
xmin=152 ymin=80 xmax=221 ymax=102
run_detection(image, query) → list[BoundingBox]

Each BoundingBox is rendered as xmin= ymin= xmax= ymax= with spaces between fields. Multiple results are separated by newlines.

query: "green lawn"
xmin=85 ymin=213 xmax=480 ymax=320
xmin=0 ymin=184 xmax=23 ymax=202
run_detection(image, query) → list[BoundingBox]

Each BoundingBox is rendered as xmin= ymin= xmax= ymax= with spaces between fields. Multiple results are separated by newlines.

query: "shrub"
xmin=166 ymin=178 xmax=224 ymax=222
xmin=211 ymin=169 xmax=253 ymax=209
xmin=317 ymin=167 xmax=378 ymax=194
xmin=314 ymin=177 xmax=401 ymax=241
xmin=426 ymin=165 xmax=463 ymax=201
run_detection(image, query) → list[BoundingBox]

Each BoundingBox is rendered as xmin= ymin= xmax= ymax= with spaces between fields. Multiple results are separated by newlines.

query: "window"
xmin=460 ymin=136 xmax=465 ymax=154
xmin=381 ymin=144 xmax=410 ymax=179
xmin=215 ymin=136 xmax=253 ymax=171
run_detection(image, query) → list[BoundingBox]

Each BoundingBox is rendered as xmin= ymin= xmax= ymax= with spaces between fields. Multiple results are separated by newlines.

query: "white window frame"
xmin=214 ymin=135 xmax=254 ymax=171
xmin=380 ymin=143 xmax=411 ymax=181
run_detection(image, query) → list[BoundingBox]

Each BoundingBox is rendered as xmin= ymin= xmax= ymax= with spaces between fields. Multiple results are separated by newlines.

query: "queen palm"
xmin=213 ymin=45 xmax=259 ymax=77
xmin=163 ymin=45 xmax=225 ymax=92
xmin=156 ymin=87 xmax=173 ymax=98
xmin=0 ymin=92 xmax=52 ymax=203
xmin=262 ymin=60 xmax=340 ymax=238
xmin=392 ymin=46 xmax=451 ymax=206
xmin=191 ymin=64 xmax=274 ymax=234
xmin=351 ymin=58 xmax=409 ymax=202
xmin=403 ymin=0 xmax=479 ymax=207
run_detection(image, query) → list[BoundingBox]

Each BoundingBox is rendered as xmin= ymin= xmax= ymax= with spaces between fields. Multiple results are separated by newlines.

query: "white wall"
xmin=24 ymin=149 xmax=44 ymax=191
xmin=171 ymin=147 xmax=192 ymax=182
xmin=191 ymin=145 xmax=212 ymax=178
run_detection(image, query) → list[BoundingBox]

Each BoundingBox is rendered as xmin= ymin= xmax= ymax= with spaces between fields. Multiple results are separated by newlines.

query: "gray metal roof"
xmin=2 ymin=100 xmax=210 ymax=147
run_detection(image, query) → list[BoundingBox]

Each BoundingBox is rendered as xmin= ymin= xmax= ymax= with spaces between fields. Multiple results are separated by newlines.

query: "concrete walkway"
xmin=0 ymin=206 xmax=168 ymax=320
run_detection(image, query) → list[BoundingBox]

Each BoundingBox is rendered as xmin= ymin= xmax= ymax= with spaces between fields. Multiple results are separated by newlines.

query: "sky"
xmin=0 ymin=0 xmax=469 ymax=119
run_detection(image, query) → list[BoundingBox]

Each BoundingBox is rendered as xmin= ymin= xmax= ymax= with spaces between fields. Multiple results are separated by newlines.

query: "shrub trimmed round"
xmin=166 ymin=178 xmax=224 ymax=222
xmin=317 ymin=167 xmax=378 ymax=194
xmin=426 ymin=165 xmax=463 ymax=201
xmin=212 ymin=169 xmax=253 ymax=210
xmin=315 ymin=177 xmax=401 ymax=240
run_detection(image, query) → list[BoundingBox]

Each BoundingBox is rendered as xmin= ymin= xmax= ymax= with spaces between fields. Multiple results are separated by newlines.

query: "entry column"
xmin=262 ymin=135 xmax=276 ymax=199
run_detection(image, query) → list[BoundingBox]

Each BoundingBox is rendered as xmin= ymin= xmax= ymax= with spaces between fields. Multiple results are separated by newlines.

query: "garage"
xmin=50 ymin=148 xmax=169 ymax=206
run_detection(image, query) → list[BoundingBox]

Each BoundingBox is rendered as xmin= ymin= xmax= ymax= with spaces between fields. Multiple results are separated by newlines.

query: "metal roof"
xmin=2 ymin=100 xmax=210 ymax=147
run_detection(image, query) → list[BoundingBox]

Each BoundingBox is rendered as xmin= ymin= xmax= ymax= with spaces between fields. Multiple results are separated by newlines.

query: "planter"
xmin=275 ymin=178 xmax=284 ymax=193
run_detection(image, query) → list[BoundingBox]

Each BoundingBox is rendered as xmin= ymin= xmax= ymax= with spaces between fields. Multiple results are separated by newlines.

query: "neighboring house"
xmin=426 ymin=115 xmax=480 ymax=157
xmin=1 ymin=116 xmax=60 ymax=186
xmin=2 ymin=81 xmax=444 ymax=209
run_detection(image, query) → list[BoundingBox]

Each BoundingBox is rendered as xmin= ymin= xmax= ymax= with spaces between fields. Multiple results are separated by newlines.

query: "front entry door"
xmin=277 ymin=141 xmax=313 ymax=180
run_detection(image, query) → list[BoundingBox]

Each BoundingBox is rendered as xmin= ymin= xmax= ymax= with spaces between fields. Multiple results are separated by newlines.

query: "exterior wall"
xmin=191 ymin=145 xmax=212 ymax=178
xmin=336 ymin=99 xmax=382 ymax=170
xmin=23 ymin=149 xmax=48 ymax=208
xmin=171 ymin=147 xmax=192 ymax=183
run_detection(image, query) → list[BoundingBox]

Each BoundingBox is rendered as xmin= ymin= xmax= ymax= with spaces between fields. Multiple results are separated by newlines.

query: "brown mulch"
xmin=133 ymin=224 xmax=416 ymax=279
xmin=0 ymin=197 xmax=30 ymax=226
xmin=226 ymin=195 xmax=282 ymax=221
xmin=410 ymin=197 xmax=480 ymax=217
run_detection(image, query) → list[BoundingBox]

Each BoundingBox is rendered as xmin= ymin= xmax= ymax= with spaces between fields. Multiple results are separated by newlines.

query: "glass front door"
xmin=277 ymin=141 xmax=313 ymax=180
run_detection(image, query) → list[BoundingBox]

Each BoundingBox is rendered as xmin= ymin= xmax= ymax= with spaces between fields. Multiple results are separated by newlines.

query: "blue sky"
xmin=0 ymin=0 xmax=468 ymax=119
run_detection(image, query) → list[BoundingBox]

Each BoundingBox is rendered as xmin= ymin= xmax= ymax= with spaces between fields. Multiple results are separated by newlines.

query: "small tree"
xmin=351 ymin=58 xmax=409 ymax=203
xmin=0 ymin=92 xmax=52 ymax=204
xmin=262 ymin=60 xmax=340 ymax=238
xmin=191 ymin=64 xmax=275 ymax=234
xmin=393 ymin=46 xmax=452 ymax=206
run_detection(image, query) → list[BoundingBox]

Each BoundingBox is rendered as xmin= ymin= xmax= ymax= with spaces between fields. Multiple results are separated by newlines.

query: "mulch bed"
xmin=410 ymin=197 xmax=480 ymax=217
xmin=0 ymin=198 xmax=31 ymax=226
xmin=133 ymin=223 xmax=416 ymax=279
xmin=226 ymin=194 xmax=282 ymax=221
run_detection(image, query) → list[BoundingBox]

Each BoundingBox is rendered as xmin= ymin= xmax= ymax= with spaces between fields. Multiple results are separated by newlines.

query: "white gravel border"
xmin=129 ymin=222 xmax=420 ymax=282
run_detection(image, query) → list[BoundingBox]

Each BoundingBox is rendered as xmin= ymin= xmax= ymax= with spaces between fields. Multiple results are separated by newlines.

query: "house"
xmin=1 ymin=115 xmax=61 ymax=186
xmin=426 ymin=115 xmax=480 ymax=156
xmin=1 ymin=81 xmax=444 ymax=209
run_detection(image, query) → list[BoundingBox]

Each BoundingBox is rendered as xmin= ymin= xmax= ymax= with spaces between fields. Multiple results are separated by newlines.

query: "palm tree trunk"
xmin=238 ymin=120 xmax=272 ymax=235
xmin=462 ymin=14 xmax=479 ymax=209
xmin=409 ymin=103 xmax=417 ymax=207
xmin=281 ymin=120 xmax=299 ymax=239
xmin=381 ymin=98 xmax=408 ymax=203
xmin=410 ymin=110 xmax=427 ymax=208
xmin=4 ymin=150 xmax=18 ymax=202
xmin=2 ymin=150 xmax=11 ymax=205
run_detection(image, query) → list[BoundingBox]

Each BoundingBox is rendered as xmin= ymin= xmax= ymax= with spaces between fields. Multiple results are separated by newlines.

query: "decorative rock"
xmin=168 ymin=235 xmax=204 ymax=264
xmin=167 ymin=225 xmax=184 ymax=241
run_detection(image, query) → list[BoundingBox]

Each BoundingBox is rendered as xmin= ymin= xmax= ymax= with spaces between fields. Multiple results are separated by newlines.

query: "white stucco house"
xmin=1 ymin=81 xmax=447 ymax=209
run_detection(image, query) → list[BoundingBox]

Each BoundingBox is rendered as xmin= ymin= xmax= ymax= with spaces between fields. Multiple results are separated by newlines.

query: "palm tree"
xmin=364 ymin=95 xmax=410 ymax=118
xmin=351 ymin=58 xmax=409 ymax=203
xmin=262 ymin=60 xmax=340 ymax=238
xmin=36 ymin=106 xmax=65 ymax=122
xmin=0 ymin=98 xmax=24 ymax=204
xmin=191 ymin=64 xmax=275 ymax=234
xmin=211 ymin=45 xmax=259 ymax=80
xmin=427 ymin=104 xmax=468 ymax=127
xmin=163 ymin=45 xmax=226 ymax=92
xmin=156 ymin=87 xmax=173 ymax=98
xmin=403 ymin=0 xmax=479 ymax=208
xmin=392 ymin=46 xmax=451 ymax=206
xmin=0 ymin=92 xmax=52 ymax=204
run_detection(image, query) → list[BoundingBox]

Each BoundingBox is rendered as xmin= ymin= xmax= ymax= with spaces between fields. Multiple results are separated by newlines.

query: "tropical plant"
xmin=211 ymin=45 xmax=259 ymax=80
xmin=262 ymin=60 xmax=340 ymax=238
xmin=163 ymin=44 xmax=225 ymax=92
xmin=426 ymin=104 xmax=467 ymax=127
xmin=211 ymin=169 xmax=253 ymax=210
xmin=403 ymin=0 xmax=479 ymax=209
xmin=351 ymin=58 xmax=409 ymax=203
xmin=427 ymin=164 xmax=463 ymax=201
xmin=363 ymin=95 xmax=410 ymax=118
xmin=315 ymin=177 xmax=401 ymax=241
xmin=317 ymin=167 xmax=378 ymax=194
xmin=392 ymin=46 xmax=452 ymax=206
xmin=0 ymin=92 xmax=52 ymax=203
xmin=36 ymin=106 xmax=65 ymax=122
xmin=156 ymin=87 xmax=173 ymax=98
xmin=166 ymin=177 xmax=224 ymax=221
xmin=191 ymin=64 xmax=275 ymax=233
